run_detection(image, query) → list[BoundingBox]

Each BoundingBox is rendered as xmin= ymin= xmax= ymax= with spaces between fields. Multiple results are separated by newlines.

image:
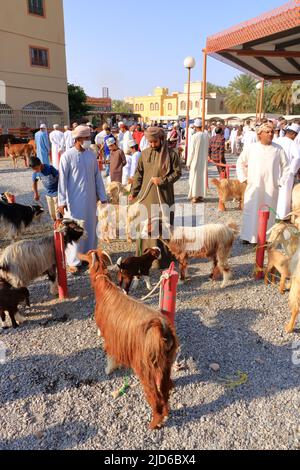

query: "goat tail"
xmin=143 ymin=318 xmax=178 ymax=391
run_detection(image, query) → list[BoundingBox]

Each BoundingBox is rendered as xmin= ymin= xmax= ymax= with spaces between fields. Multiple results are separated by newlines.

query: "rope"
xmin=140 ymin=273 xmax=170 ymax=302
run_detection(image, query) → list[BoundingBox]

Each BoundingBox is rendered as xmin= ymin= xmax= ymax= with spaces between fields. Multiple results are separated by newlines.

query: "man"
xmin=103 ymin=126 xmax=115 ymax=177
xmin=30 ymin=156 xmax=59 ymax=222
xmin=128 ymin=140 xmax=141 ymax=183
xmin=276 ymin=123 xmax=300 ymax=220
xmin=130 ymin=126 xmax=182 ymax=269
xmin=243 ymin=120 xmax=252 ymax=134
xmin=230 ymin=126 xmax=238 ymax=155
xmin=237 ymin=123 xmax=290 ymax=244
xmin=58 ymin=125 xmax=107 ymax=273
xmin=242 ymin=127 xmax=257 ymax=150
xmin=91 ymin=126 xmax=98 ymax=145
xmin=118 ymin=123 xmax=133 ymax=184
xmin=133 ymin=124 xmax=144 ymax=150
xmin=35 ymin=124 xmax=51 ymax=165
xmin=208 ymin=127 xmax=226 ymax=176
xmin=49 ymin=124 xmax=64 ymax=170
xmin=64 ymin=125 xmax=74 ymax=151
xmin=187 ymin=119 xmax=209 ymax=204
xmin=95 ymin=123 xmax=109 ymax=147
xmin=279 ymin=118 xmax=287 ymax=137
xmin=107 ymin=137 xmax=127 ymax=183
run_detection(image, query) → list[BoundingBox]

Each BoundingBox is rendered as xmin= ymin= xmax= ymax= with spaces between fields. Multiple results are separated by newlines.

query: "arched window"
xmin=155 ymin=103 xmax=159 ymax=111
xmin=150 ymin=103 xmax=154 ymax=111
xmin=180 ymin=101 xmax=186 ymax=111
xmin=0 ymin=103 xmax=13 ymax=129
xmin=140 ymin=104 xmax=144 ymax=111
xmin=195 ymin=101 xmax=200 ymax=110
xmin=135 ymin=104 xmax=139 ymax=112
xmin=190 ymin=101 xmax=193 ymax=111
xmin=168 ymin=103 xmax=172 ymax=111
xmin=22 ymin=101 xmax=63 ymax=128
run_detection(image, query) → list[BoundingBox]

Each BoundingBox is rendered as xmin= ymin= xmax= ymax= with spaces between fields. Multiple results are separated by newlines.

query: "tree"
xmin=68 ymin=83 xmax=92 ymax=122
xmin=112 ymin=100 xmax=133 ymax=113
xmin=267 ymin=81 xmax=294 ymax=115
xmin=225 ymin=75 xmax=257 ymax=113
xmin=207 ymin=82 xmax=228 ymax=95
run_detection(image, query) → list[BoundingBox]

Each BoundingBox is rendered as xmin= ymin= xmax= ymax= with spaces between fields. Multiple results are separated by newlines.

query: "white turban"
xmin=40 ymin=124 xmax=47 ymax=129
xmin=72 ymin=125 xmax=91 ymax=139
xmin=128 ymin=139 xmax=137 ymax=148
xmin=53 ymin=124 xmax=59 ymax=130
xmin=286 ymin=123 xmax=300 ymax=134
xmin=194 ymin=119 xmax=202 ymax=128
xmin=257 ymin=123 xmax=274 ymax=135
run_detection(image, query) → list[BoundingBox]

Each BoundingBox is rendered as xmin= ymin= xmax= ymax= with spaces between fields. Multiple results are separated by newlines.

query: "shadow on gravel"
xmin=169 ymin=307 xmax=299 ymax=428
xmin=0 ymin=421 xmax=98 ymax=450
xmin=0 ymin=347 xmax=106 ymax=405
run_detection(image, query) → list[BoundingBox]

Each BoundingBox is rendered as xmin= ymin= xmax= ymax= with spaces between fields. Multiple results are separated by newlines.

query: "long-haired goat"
xmin=211 ymin=179 xmax=247 ymax=212
xmin=267 ymin=222 xmax=299 ymax=258
xmin=286 ymin=242 xmax=300 ymax=333
xmin=0 ymin=219 xmax=85 ymax=295
xmin=161 ymin=222 xmax=239 ymax=287
xmin=0 ymin=201 xmax=44 ymax=240
xmin=80 ymin=249 xmax=179 ymax=430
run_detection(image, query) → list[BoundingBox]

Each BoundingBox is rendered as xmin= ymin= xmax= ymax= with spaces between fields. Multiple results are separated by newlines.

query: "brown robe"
xmin=110 ymin=149 xmax=127 ymax=183
xmin=131 ymin=147 xmax=182 ymax=269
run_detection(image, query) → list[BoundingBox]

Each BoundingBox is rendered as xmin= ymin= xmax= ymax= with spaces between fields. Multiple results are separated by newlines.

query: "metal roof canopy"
xmin=205 ymin=1 xmax=300 ymax=81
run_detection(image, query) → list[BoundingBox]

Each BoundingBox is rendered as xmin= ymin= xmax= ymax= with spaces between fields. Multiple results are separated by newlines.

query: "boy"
xmin=128 ymin=141 xmax=141 ymax=184
xmin=29 ymin=156 xmax=59 ymax=222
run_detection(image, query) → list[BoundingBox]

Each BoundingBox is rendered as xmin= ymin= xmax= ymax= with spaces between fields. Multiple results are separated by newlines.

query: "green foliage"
xmin=225 ymin=75 xmax=257 ymax=113
xmin=111 ymin=100 xmax=133 ymax=113
xmin=68 ymin=83 xmax=92 ymax=122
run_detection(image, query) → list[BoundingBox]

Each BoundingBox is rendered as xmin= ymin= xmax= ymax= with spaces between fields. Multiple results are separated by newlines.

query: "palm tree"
xmin=225 ymin=75 xmax=257 ymax=113
xmin=268 ymin=81 xmax=294 ymax=115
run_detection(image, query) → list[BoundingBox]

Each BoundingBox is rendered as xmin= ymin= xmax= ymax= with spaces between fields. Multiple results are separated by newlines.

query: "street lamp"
xmin=256 ymin=80 xmax=265 ymax=123
xmin=184 ymin=56 xmax=196 ymax=163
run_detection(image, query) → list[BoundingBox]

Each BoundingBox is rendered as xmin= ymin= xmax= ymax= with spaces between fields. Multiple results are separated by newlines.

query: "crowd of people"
xmin=30 ymin=116 xmax=300 ymax=273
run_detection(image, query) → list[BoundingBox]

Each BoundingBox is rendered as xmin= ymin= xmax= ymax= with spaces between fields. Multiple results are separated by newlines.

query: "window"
xmin=135 ymin=104 xmax=139 ymax=112
xmin=190 ymin=101 xmax=193 ymax=111
xmin=150 ymin=103 xmax=154 ymax=111
xmin=28 ymin=0 xmax=44 ymax=16
xmin=155 ymin=103 xmax=159 ymax=111
xmin=30 ymin=47 xmax=49 ymax=67
xmin=140 ymin=104 xmax=144 ymax=112
xmin=180 ymin=101 xmax=186 ymax=111
xmin=168 ymin=103 xmax=172 ymax=111
xmin=195 ymin=101 xmax=200 ymax=110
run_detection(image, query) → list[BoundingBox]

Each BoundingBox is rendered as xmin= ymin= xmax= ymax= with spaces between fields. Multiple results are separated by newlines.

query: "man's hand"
xmin=58 ymin=206 xmax=66 ymax=216
xmin=152 ymin=177 xmax=162 ymax=186
xmin=128 ymin=195 xmax=134 ymax=202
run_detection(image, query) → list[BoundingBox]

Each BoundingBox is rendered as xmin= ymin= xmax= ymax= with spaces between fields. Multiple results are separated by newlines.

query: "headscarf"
xmin=72 ymin=125 xmax=91 ymax=139
xmin=145 ymin=126 xmax=170 ymax=176
xmin=257 ymin=122 xmax=274 ymax=135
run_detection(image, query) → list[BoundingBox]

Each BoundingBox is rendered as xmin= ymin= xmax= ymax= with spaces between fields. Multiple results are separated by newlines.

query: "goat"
xmin=160 ymin=222 xmax=239 ymax=287
xmin=7 ymin=143 xmax=34 ymax=169
xmin=211 ymin=179 xmax=247 ymax=212
xmin=286 ymin=241 xmax=300 ymax=333
xmin=117 ymin=247 xmax=161 ymax=294
xmin=0 ymin=279 xmax=30 ymax=329
xmin=264 ymin=248 xmax=291 ymax=295
xmin=291 ymin=183 xmax=300 ymax=230
xmin=0 ymin=201 xmax=44 ymax=240
xmin=79 ymin=249 xmax=179 ymax=430
xmin=0 ymin=219 xmax=85 ymax=295
xmin=267 ymin=222 xmax=299 ymax=258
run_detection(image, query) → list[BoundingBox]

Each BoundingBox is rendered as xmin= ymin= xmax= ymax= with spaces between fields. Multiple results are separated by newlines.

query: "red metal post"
xmin=255 ymin=205 xmax=270 ymax=280
xmin=54 ymin=230 xmax=69 ymax=299
xmin=160 ymin=262 xmax=179 ymax=327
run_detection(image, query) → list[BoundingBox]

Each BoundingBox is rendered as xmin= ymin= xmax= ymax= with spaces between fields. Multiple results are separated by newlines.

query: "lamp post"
xmin=256 ymin=82 xmax=262 ymax=123
xmin=184 ymin=56 xmax=196 ymax=163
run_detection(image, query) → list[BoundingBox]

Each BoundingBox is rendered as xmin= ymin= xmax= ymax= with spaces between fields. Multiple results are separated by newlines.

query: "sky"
xmin=63 ymin=0 xmax=286 ymax=99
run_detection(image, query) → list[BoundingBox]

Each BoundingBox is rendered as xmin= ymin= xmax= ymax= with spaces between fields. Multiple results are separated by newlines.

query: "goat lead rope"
xmin=141 ymin=273 xmax=170 ymax=302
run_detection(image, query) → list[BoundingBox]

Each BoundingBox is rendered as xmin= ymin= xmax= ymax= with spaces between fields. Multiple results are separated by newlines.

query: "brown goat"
xmin=264 ymin=248 xmax=291 ymax=295
xmin=79 ymin=249 xmax=179 ymax=430
xmin=0 ymin=279 xmax=30 ymax=329
xmin=211 ymin=179 xmax=247 ymax=212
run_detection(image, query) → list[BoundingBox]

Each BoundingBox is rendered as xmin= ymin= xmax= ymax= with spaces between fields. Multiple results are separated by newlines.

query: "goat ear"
xmin=78 ymin=253 xmax=90 ymax=264
xmin=91 ymin=252 xmax=97 ymax=268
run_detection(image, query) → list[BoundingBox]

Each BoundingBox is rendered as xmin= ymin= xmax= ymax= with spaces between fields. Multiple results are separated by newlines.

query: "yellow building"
xmin=0 ymin=0 xmax=69 ymax=130
xmin=125 ymin=83 xmax=226 ymax=123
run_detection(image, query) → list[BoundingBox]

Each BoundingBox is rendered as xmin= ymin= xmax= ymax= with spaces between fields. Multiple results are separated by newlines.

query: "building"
xmin=0 ymin=0 xmax=69 ymax=131
xmin=125 ymin=83 xmax=227 ymax=123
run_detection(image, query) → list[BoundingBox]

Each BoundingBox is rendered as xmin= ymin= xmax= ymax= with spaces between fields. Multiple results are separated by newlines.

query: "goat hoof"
xmin=105 ymin=367 xmax=112 ymax=376
xmin=285 ymin=325 xmax=294 ymax=334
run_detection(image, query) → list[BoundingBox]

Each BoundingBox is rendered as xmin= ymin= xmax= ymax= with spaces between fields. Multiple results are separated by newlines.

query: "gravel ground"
xmin=0 ymin=156 xmax=300 ymax=451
